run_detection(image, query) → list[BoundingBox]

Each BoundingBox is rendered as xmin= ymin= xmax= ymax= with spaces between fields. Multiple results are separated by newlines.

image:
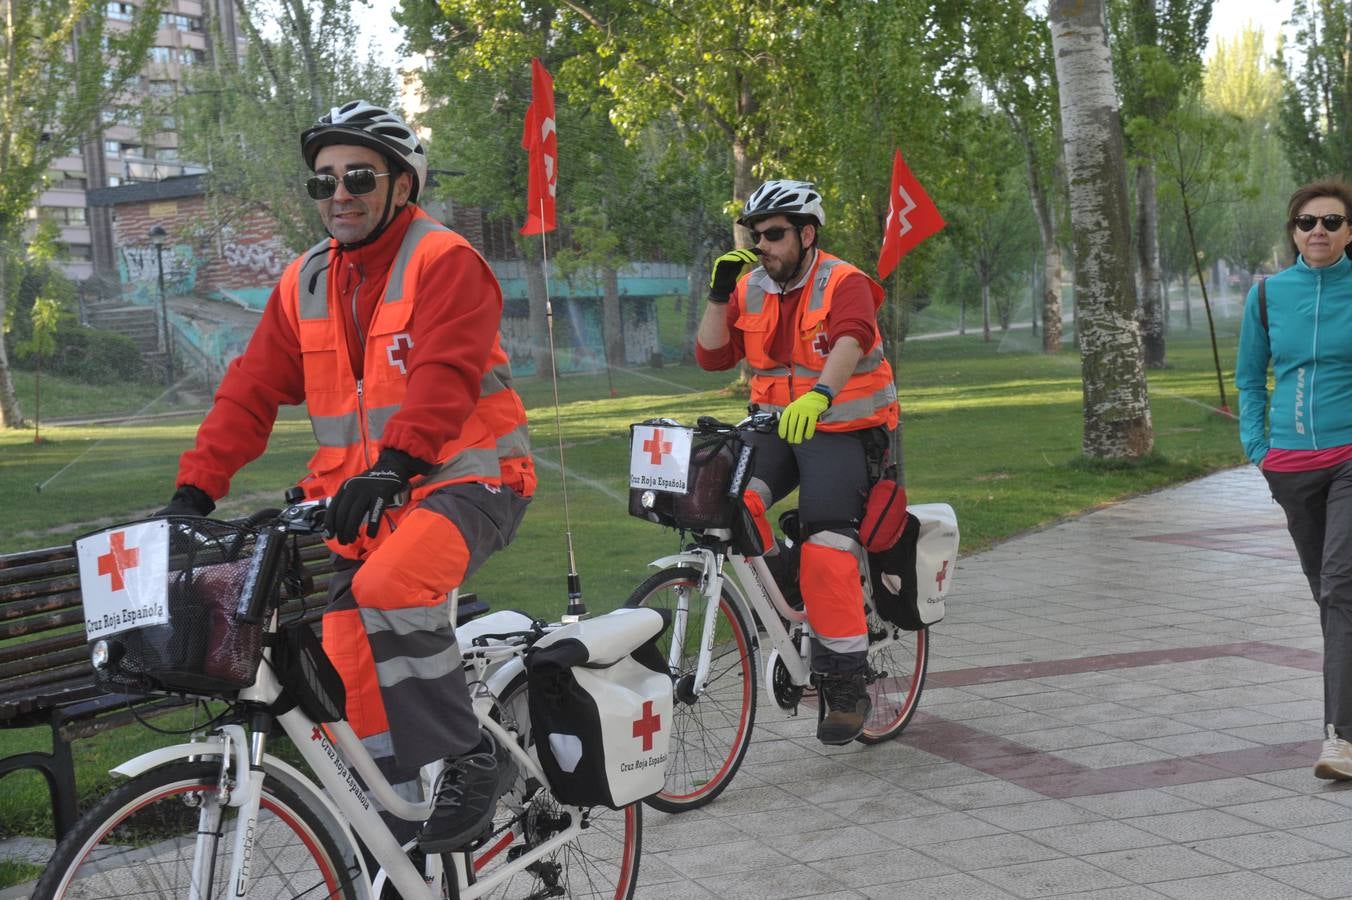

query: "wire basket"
xmin=86 ymin=518 xmax=281 ymax=698
xmin=628 ymin=430 xmax=755 ymax=531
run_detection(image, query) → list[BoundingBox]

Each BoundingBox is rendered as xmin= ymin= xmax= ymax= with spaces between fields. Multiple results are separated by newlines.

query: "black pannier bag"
xmin=271 ymin=622 xmax=347 ymax=723
xmin=526 ymin=607 xmax=673 ymax=809
xmin=867 ymin=503 xmax=959 ymax=631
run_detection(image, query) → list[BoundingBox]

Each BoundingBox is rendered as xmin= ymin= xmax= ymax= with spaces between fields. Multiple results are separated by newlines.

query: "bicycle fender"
xmin=110 ymin=736 xmax=242 ymax=780
xmin=648 ymin=551 xmax=706 ymax=570
xmin=486 ymin=655 xmax=525 ymax=700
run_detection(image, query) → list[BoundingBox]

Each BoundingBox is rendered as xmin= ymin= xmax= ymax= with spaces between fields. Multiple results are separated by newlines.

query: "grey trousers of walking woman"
xmin=1265 ymin=459 xmax=1352 ymax=739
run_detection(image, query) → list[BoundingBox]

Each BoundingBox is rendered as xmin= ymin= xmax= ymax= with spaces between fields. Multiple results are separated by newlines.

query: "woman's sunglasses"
xmin=305 ymin=168 xmax=392 ymax=200
xmin=1292 ymin=213 xmax=1349 ymax=232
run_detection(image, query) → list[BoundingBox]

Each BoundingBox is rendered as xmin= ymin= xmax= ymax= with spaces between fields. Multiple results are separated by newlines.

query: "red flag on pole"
xmin=877 ymin=148 xmax=944 ymax=280
xmin=520 ymin=58 xmax=557 ymax=235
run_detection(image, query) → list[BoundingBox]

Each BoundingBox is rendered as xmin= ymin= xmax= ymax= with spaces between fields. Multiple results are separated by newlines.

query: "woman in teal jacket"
xmin=1235 ymin=179 xmax=1352 ymax=781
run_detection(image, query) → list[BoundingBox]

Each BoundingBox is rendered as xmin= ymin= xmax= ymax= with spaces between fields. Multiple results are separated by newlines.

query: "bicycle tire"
xmin=467 ymin=673 xmax=643 ymax=899
xmin=33 ymin=760 xmax=358 ymax=900
xmin=858 ymin=616 xmax=929 ymax=745
xmin=625 ymin=565 xmax=758 ymax=813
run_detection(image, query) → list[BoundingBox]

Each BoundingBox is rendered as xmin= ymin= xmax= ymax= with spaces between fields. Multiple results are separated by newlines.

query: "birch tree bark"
xmin=1049 ymin=0 xmax=1154 ymax=460
xmin=1136 ymin=162 xmax=1167 ymax=366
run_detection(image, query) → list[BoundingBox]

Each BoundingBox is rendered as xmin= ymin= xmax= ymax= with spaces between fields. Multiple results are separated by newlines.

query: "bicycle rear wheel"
xmin=468 ymin=675 xmax=642 ymax=899
xmin=625 ymin=565 xmax=757 ymax=813
xmin=858 ymin=613 xmax=928 ymax=744
xmin=33 ymin=760 xmax=357 ymax=899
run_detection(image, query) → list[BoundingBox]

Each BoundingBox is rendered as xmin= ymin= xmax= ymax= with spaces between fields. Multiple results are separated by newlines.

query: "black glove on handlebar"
xmin=154 ymin=484 xmax=215 ymax=518
xmin=325 ymin=448 xmax=431 ymax=544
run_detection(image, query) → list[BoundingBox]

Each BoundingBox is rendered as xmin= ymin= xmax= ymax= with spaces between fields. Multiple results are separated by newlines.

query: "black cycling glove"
xmin=154 ymin=484 xmax=215 ymax=518
xmin=708 ymin=248 xmax=760 ymax=303
xmin=325 ymin=448 xmax=432 ymax=544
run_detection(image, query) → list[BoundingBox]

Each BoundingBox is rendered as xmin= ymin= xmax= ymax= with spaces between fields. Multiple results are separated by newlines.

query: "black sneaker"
xmin=816 ymin=672 xmax=870 ymax=745
xmin=418 ymin=732 xmax=517 ymax=853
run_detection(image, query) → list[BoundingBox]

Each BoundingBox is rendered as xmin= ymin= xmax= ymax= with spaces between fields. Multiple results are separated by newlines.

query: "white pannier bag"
xmin=526 ymin=607 xmax=673 ymax=809
xmin=868 ymin=502 xmax=959 ymax=629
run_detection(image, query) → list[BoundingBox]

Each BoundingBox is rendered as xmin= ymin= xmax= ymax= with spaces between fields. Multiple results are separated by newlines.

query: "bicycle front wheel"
xmin=626 ymin=565 xmax=758 ymax=813
xmin=469 ymin=674 xmax=642 ymax=899
xmin=858 ymin=615 xmax=929 ymax=744
xmin=34 ymin=760 xmax=357 ymax=900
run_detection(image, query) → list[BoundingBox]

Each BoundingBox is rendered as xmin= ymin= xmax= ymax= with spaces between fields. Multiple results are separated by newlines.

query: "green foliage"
xmin=175 ymin=0 xmax=397 ymax=254
xmin=1278 ymin=0 xmax=1352 ymax=181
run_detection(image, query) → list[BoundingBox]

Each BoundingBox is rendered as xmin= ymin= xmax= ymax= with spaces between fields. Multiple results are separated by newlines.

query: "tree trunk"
xmin=1135 ymin=162 xmax=1166 ymax=367
xmin=0 ymin=250 xmax=25 ymax=428
xmin=602 ymin=265 xmax=623 ymax=372
xmin=1016 ymin=118 xmax=1063 ymax=352
xmin=981 ymin=279 xmax=992 ymax=342
xmin=1049 ymin=0 xmax=1153 ymax=461
xmin=683 ymin=264 xmax=701 ymax=365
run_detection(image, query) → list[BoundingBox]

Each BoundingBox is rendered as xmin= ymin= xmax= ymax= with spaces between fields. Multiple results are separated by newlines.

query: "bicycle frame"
xmin=107 ymin=623 xmax=583 ymax=900
xmin=650 ymin=528 xmax=814 ymax=706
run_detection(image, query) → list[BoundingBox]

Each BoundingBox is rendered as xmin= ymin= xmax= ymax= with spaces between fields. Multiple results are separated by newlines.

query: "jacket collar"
xmin=1295 ymin=252 xmax=1352 ymax=279
xmin=747 ymin=247 xmax=820 ymax=296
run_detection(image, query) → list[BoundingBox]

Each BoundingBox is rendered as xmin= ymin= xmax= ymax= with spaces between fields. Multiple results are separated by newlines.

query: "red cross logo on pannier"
xmin=96 ymin=532 xmax=139 ymax=592
xmin=632 ymin=700 xmax=662 ymax=751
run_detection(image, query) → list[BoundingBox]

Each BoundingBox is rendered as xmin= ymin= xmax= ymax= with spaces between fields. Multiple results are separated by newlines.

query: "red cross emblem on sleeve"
xmin=632 ymin=699 xmax=662 ymax=751
xmin=96 ymin=531 xmax=139 ymax=592
xmin=643 ymin=429 xmax=672 ymax=465
xmin=936 ymin=560 xmax=950 ymax=592
xmin=386 ymin=333 xmax=414 ymax=374
xmin=812 ymin=331 xmax=830 ymax=357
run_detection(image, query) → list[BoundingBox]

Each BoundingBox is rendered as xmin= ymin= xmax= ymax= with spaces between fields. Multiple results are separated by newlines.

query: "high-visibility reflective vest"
xmin=281 ymin=214 xmax=529 ymax=555
xmin=734 ymin=251 xmax=899 ymax=432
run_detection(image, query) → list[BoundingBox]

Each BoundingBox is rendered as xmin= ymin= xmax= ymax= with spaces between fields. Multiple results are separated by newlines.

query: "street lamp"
xmin=148 ymin=224 xmax=174 ymax=393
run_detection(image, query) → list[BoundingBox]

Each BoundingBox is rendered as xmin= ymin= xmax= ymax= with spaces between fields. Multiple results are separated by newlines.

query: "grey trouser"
xmin=744 ymin=428 xmax=873 ymax=673
xmin=1264 ymin=460 xmax=1352 ymax=737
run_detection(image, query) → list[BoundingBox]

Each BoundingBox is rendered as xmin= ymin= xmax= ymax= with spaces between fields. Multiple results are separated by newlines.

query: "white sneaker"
xmin=1315 ymin=725 xmax=1352 ymax=780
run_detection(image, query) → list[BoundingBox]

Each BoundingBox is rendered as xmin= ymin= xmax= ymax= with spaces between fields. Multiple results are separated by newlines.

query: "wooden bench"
xmin=0 ymin=533 xmax=340 ymax=839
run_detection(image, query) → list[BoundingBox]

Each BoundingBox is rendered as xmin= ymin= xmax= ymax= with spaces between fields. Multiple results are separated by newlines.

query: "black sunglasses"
xmin=305 ymin=168 xmax=392 ymax=200
xmin=1292 ymin=213 xmax=1349 ymax=232
xmin=749 ymin=225 xmax=798 ymax=244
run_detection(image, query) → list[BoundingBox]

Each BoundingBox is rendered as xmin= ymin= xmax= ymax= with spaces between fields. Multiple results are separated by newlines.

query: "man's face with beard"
xmin=747 ymin=214 xmax=815 ymax=283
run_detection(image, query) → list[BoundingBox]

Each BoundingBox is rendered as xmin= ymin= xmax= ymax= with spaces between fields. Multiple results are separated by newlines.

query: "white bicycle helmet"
xmin=301 ymin=100 xmax=428 ymax=201
xmin=737 ymin=179 xmax=825 ymax=227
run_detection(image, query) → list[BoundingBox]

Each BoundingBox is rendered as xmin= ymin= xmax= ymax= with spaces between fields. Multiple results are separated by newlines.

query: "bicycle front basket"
xmin=76 ymin=517 xmax=283 ymax=698
xmin=628 ymin=421 xmax=755 ymax=531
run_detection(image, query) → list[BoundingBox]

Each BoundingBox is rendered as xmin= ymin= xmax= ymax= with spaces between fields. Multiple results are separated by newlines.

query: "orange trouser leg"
xmin=800 ymin=536 xmax=868 ymax=672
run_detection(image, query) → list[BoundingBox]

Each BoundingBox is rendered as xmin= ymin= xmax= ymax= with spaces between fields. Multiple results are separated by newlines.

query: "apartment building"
xmin=29 ymin=0 xmax=243 ymax=284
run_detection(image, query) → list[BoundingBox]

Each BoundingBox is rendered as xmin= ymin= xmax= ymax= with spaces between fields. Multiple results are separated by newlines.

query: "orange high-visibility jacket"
xmin=282 ymin=216 xmax=527 ymax=556
xmin=734 ymin=251 xmax=899 ymax=432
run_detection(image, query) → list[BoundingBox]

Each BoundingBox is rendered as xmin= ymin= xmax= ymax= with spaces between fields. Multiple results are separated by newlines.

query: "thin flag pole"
xmin=537 ymin=197 xmax=587 ymax=620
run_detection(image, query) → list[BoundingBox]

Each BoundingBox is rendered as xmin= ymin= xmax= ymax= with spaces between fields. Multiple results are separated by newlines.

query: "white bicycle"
xmin=35 ymin=500 xmax=645 ymax=899
xmin=626 ymin=412 xmax=956 ymax=812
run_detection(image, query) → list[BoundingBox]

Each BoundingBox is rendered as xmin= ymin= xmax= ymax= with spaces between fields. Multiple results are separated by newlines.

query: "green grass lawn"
xmin=0 ymin=324 xmax=1247 ymax=855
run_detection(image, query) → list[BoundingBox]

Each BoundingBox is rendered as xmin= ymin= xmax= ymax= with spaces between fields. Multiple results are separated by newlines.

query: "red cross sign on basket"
xmin=629 ymin=423 xmax=693 ymax=493
xmin=75 ymin=520 xmax=171 ymax=640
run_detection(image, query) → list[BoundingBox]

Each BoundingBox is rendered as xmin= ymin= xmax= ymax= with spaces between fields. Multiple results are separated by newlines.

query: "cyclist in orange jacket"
xmin=696 ymin=179 xmax=900 ymax=744
xmin=155 ymin=101 xmax=533 ymax=852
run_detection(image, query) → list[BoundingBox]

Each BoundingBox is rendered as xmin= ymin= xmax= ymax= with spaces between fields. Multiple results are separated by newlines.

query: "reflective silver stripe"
xmin=791 ymin=347 xmax=885 ymax=379
xmin=385 ymin=217 xmax=449 ymax=303
xmin=425 ymin=447 xmax=502 ymax=483
xmin=743 ymin=281 xmax=768 ymax=314
xmin=817 ymin=633 xmax=869 ymax=654
xmin=749 ymin=364 xmax=792 ymax=377
xmin=480 ymin=362 xmax=512 ymax=397
xmin=497 ymin=426 xmax=531 ymax=458
xmin=361 ymin=599 xmax=455 ymax=636
xmin=805 ymin=258 xmax=844 ymax=313
xmin=311 ymin=411 xmax=361 ymax=447
xmin=374 ymin=643 xmax=465 ymax=686
xmin=298 ymin=239 xmax=334 ymax=320
xmin=807 ymin=528 xmax=863 ymax=555
xmin=820 ymin=383 xmax=898 ymax=425
xmin=367 ymin=403 xmax=400 ymax=443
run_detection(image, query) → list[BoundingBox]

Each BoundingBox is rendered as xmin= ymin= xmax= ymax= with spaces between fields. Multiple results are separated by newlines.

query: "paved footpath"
xmin=638 ymin=465 xmax=1352 ymax=900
